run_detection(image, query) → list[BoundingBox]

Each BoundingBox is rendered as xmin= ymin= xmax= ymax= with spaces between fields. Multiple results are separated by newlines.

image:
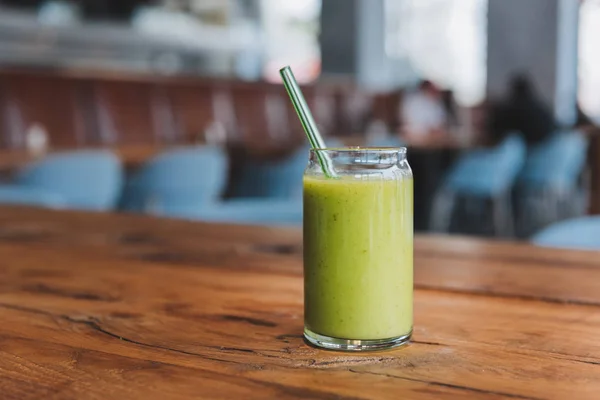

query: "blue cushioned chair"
xmin=120 ymin=146 xmax=227 ymax=213
xmin=0 ymin=185 xmax=66 ymax=209
xmin=16 ymin=151 xmax=123 ymax=211
xmin=161 ymin=199 xmax=303 ymax=227
xmin=516 ymin=132 xmax=588 ymax=237
xmin=532 ymin=216 xmax=600 ymax=250
xmin=519 ymin=132 xmax=587 ymax=189
xmin=229 ymin=139 xmax=343 ymax=200
xmin=430 ymin=134 xmax=526 ymax=236
xmin=230 ymin=147 xmax=307 ymax=199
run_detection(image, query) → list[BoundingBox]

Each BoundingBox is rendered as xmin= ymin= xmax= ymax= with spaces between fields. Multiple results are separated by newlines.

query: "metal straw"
xmin=279 ymin=66 xmax=336 ymax=178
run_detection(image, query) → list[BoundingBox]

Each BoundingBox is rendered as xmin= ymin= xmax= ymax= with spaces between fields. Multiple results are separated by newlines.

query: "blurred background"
xmin=0 ymin=0 xmax=599 ymax=247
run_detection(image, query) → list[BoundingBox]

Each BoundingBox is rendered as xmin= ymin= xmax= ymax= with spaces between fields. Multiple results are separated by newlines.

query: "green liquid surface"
xmin=303 ymin=175 xmax=413 ymax=340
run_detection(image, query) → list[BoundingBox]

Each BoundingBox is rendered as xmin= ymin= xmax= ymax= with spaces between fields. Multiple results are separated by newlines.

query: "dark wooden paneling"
xmin=0 ymin=74 xmax=89 ymax=149
xmin=0 ymin=68 xmax=409 ymax=151
xmin=167 ymin=84 xmax=215 ymax=143
xmin=230 ymin=85 xmax=291 ymax=145
xmin=309 ymin=86 xmax=338 ymax=137
xmin=91 ymin=81 xmax=157 ymax=145
xmin=337 ymin=88 xmax=374 ymax=136
xmin=372 ymin=91 xmax=402 ymax=130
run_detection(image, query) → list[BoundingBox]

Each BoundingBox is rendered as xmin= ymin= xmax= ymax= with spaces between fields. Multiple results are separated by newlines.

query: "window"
xmin=579 ymin=0 xmax=600 ymax=122
xmin=385 ymin=0 xmax=488 ymax=106
xmin=260 ymin=0 xmax=321 ymax=83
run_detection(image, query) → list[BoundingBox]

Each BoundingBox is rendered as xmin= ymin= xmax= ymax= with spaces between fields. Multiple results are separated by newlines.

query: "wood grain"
xmin=0 ymin=207 xmax=599 ymax=399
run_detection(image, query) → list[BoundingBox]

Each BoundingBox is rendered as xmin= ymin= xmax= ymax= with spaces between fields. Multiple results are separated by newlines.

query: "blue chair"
xmin=516 ymin=132 xmax=588 ymax=237
xmin=430 ymin=134 xmax=527 ymax=236
xmin=230 ymin=147 xmax=307 ymax=199
xmin=532 ymin=216 xmax=600 ymax=250
xmin=16 ymin=151 xmax=123 ymax=211
xmin=519 ymin=132 xmax=587 ymax=189
xmin=230 ymin=139 xmax=343 ymax=200
xmin=161 ymin=199 xmax=303 ymax=227
xmin=120 ymin=146 xmax=227 ymax=213
xmin=0 ymin=185 xmax=66 ymax=209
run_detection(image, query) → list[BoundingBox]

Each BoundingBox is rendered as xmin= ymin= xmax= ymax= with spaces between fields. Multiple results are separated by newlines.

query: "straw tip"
xmin=279 ymin=65 xmax=292 ymax=74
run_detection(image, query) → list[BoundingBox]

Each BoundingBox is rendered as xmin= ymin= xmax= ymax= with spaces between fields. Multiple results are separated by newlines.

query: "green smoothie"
xmin=303 ymin=175 xmax=413 ymax=340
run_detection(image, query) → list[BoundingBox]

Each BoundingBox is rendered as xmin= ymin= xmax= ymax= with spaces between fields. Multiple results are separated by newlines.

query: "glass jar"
xmin=303 ymin=147 xmax=413 ymax=351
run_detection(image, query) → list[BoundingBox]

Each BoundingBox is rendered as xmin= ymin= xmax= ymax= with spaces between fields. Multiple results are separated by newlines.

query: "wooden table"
xmin=1 ymin=207 xmax=599 ymax=399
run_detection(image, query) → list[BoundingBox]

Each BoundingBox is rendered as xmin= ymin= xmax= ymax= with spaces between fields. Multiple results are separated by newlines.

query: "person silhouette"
xmin=488 ymin=74 xmax=555 ymax=146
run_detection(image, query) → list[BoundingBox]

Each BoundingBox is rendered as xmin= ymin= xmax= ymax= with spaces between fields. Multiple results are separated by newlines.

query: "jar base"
xmin=304 ymin=328 xmax=412 ymax=352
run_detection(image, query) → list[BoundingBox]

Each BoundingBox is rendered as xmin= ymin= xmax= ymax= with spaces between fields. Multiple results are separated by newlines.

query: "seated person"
xmin=487 ymin=74 xmax=555 ymax=146
xmin=400 ymin=80 xmax=448 ymax=141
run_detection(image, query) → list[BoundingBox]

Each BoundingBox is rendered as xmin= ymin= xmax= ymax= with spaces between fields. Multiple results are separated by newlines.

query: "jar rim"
xmin=310 ymin=146 xmax=407 ymax=153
